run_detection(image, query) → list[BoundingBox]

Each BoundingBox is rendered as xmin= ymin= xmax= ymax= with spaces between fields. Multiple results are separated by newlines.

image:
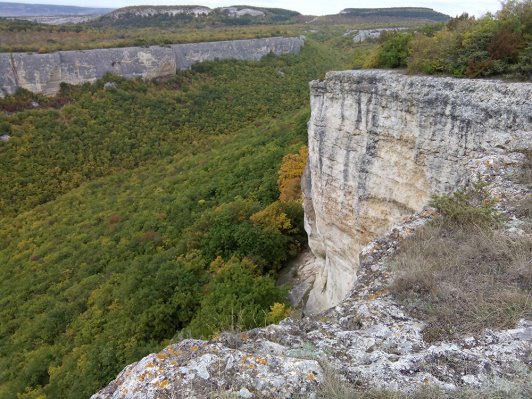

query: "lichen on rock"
xmin=92 ymin=71 xmax=531 ymax=399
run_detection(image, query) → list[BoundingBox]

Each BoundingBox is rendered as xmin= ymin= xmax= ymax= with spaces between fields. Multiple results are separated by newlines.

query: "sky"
xmin=8 ymin=0 xmax=503 ymax=17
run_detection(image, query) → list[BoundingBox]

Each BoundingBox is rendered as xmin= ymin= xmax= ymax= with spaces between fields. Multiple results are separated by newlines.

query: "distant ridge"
xmin=91 ymin=5 xmax=302 ymax=27
xmin=0 ymin=1 xmax=113 ymax=17
xmin=340 ymin=7 xmax=449 ymax=21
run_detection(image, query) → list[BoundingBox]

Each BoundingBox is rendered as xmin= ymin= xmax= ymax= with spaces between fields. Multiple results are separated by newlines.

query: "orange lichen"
xmin=255 ymin=357 xmax=268 ymax=365
xmin=154 ymin=379 xmax=170 ymax=389
xmin=167 ymin=347 xmax=182 ymax=356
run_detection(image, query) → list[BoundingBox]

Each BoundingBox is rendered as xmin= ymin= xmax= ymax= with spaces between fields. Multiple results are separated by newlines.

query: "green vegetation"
xmin=0 ymin=18 xmax=303 ymax=53
xmin=0 ymin=40 xmax=351 ymax=399
xmin=429 ymin=179 xmax=503 ymax=227
xmin=340 ymin=7 xmax=449 ymax=22
xmin=0 ymin=6 xmax=445 ymax=54
xmin=361 ymin=0 xmax=531 ymax=80
xmin=91 ymin=6 xmax=301 ymax=29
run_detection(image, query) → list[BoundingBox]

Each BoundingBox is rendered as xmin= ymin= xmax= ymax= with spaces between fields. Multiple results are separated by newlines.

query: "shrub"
xmin=376 ymin=32 xmax=413 ymax=68
xmin=266 ymin=302 xmax=290 ymax=324
xmin=277 ymin=145 xmax=308 ymax=202
xmin=429 ymin=179 xmax=503 ymax=227
xmin=186 ymin=258 xmax=288 ymax=337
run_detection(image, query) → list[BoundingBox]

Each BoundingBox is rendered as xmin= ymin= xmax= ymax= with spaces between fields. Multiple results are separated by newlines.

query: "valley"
xmin=0 ymin=2 xmax=530 ymax=399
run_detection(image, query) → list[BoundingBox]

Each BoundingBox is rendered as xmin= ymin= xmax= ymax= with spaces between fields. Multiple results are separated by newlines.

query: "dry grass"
xmin=389 ymin=224 xmax=531 ymax=342
xmin=315 ymin=363 xmax=531 ymax=399
xmin=511 ymin=149 xmax=532 ymax=189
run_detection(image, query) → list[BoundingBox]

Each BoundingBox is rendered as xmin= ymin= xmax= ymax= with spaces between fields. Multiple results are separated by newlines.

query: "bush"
xmin=186 ymin=258 xmax=288 ymax=337
xmin=362 ymin=1 xmax=532 ymax=80
xmin=376 ymin=32 xmax=413 ymax=68
xmin=429 ymin=179 xmax=503 ymax=227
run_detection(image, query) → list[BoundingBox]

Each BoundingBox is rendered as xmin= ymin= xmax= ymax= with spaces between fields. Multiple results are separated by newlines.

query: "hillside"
xmin=0 ymin=4 xmax=448 ymax=53
xmin=90 ymin=5 xmax=302 ymax=28
xmin=310 ymin=7 xmax=449 ymax=25
xmin=340 ymin=7 xmax=449 ymax=21
xmin=0 ymin=1 xmax=112 ymax=17
xmin=0 ymin=39 xmax=351 ymax=399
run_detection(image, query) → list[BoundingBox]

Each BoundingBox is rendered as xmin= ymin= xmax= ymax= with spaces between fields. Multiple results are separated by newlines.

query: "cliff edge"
xmin=0 ymin=36 xmax=304 ymax=97
xmin=91 ymin=71 xmax=531 ymax=398
xmin=302 ymin=70 xmax=532 ymax=314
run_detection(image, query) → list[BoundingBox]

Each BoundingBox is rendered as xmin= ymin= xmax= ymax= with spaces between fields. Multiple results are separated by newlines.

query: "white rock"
xmin=302 ymin=70 xmax=532 ymax=313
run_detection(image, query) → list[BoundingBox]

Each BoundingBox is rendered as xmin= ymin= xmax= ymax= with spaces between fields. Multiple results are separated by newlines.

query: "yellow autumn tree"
xmin=277 ymin=145 xmax=308 ymax=202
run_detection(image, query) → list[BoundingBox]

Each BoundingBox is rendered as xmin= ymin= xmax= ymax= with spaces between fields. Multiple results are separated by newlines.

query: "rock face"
xmin=0 ymin=36 xmax=304 ymax=97
xmin=348 ymin=28 xmax=407 ymax=43
xmin=302 ymin=70 xmax=532 ymax=314
xmin=107 ymin=6 xmax=212 ymax=19
xmin=90 ymin=71 xmax=531 ymax=399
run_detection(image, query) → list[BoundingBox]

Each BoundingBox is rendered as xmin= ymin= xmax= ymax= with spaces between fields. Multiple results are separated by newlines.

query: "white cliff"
xmin=0 ymin=37 xmax=304 ymax=97
xmin=107 ymin=6 xmax=212 ymax=19
xmin=302 ymin=70 xmax=532 ymax=314
xmin=90 ymin=70 xmax=531 ymax=399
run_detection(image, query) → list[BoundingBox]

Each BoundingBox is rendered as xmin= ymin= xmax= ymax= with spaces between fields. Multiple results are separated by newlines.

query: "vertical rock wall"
xmin=0 ymin=36 xmax=304 ymax=96
xmin=303 ymin=70 xmax=532 ymax=313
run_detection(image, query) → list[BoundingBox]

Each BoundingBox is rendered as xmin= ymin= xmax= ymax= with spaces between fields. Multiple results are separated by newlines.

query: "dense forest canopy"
xmin=0 ymin=38 xmax=351 ymax=399
xmin=1 ymin=2 xmax=528 ymax=398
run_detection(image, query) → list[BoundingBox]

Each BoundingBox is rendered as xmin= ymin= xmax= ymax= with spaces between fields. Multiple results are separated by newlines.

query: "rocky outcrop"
xmin=106 ymin=6 xmax=212 ymax=19
xmin=91 ymin=168 xmax=531 ymax=398
xmin=302 ymin=70 xmax=532 ymax=314
xmin=347 ymin=28 xmax=407 ymax=43
xmin=91 ymin=71 xmax=531 ymax=399
xmin=0 ymin=36 xmax=304 ymax=97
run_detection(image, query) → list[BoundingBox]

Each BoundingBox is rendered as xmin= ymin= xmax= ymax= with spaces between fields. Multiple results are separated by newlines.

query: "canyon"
xmin=0 ymin=36 xmax=304 ymax=97
xmin=91 ymin=70 xmax=531 ymax=398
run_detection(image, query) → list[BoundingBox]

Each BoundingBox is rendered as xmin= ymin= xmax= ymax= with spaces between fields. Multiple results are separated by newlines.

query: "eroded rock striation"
xmin=0 ymin=36 xmax=304 ymax=97
xmin=91 ymin=71 xmax=531 ymax=399
xmin=302 ymin=70 xmax=532 ymax=314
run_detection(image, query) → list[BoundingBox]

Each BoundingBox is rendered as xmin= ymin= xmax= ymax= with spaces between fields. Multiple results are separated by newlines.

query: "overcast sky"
xmin=9 ymin=1 xmax=503 ymax=17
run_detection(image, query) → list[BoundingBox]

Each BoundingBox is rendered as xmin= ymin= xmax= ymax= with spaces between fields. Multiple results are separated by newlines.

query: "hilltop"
xmin=311 ymin=7 xmax=449 ymax=25
xmin=90 ymin=5 xmax=303 ymax=28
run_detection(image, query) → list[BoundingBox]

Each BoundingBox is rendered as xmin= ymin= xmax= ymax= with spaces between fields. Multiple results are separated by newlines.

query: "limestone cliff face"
xmin=302 ymin=70 xmax=532 ymax=314
xmin=0 ymin=36 xmax=304 ymax=96
xmin=90 ymin=71 xmax=531 ymax=399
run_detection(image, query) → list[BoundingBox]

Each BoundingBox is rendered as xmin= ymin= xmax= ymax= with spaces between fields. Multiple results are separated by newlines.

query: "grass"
xmin=389 ymin=223 xmax=531 ymax=342
xmin=389 ymin=176 xmax=531 ymax=342
xmin=315 ymin=363 xmax=532 ymax=399
xmin=511 ymin=149 xmax=532 ymax=189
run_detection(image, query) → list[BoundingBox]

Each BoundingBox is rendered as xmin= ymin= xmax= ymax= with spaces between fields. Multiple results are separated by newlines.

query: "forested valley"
xmin=0 ymin=38 xmax=350 ymax=399
xmin=2 ymin=1 xmax=529 ymax=398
